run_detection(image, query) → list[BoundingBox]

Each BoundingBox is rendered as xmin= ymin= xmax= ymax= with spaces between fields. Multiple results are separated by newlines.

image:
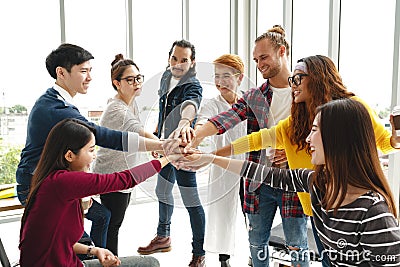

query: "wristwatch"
xmin=87 ymin=245 xmax=94 ymax=258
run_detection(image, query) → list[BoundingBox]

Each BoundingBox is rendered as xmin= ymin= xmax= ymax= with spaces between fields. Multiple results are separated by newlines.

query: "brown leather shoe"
xmin=189 ymin=254 xmax=205 ymax=267
xmin=137 ymin=235 xmax=171 ymax=255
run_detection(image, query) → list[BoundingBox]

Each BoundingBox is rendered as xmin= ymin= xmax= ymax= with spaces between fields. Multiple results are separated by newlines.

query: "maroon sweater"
xmin=19 ymin=160 xmax=161 ymax=267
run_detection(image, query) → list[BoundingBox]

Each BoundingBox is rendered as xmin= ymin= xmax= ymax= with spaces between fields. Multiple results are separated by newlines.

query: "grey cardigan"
xmin=93 ymin=97 xmax=147 ymax=193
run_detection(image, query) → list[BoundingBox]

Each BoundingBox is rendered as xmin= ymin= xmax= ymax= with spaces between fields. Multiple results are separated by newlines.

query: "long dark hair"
xmin=312 ymin=99 xmax=397 ymax=217
xmin=20 ymin=119 xmax=96 ymax=234
xmin=289 ymin=55 xmax=355 ymax=154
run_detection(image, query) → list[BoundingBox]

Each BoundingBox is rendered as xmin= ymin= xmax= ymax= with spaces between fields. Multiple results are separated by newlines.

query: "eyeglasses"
xmin=120 ymin=74 xmax=144 ymax=85
xmin=213 ymin=73 xmax=240 ymax=81
xmin=288 ymin=73 xmax=308 ymax=87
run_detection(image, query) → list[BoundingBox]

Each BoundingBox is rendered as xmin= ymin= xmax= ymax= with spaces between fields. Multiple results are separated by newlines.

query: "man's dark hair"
xmin=45 ymin=43 xmax=94 ymax=79
xmin=167 ymin=39 xmax=197 ymax=77
xmin=168 ymin=39 xmax=196 ymax=61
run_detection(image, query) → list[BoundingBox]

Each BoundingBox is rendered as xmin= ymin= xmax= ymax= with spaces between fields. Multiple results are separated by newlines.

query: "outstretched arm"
xmin=138 ymin=135 xmax=163 ymax=152
xmin=170 ymin=152 xmax=244 ymax=174
xmin=161 ymin=104 xmax=197 ymax=154
xmin=140 ymin=129 xmax=159 ymax=140
xmin=213 ymin=126 xmax=270 ymax=157
xmin=171 ymin=153 xmax=311 ymax=192
xmin=188 ymin=121 xmax=219 ymax=149
xmin=169 ymin=104 xmax=197 ymax=143
xmin=214 ymin=143 xmax=235 ymax=157
xmin=185 ymin=95 xmax=250 ymax=150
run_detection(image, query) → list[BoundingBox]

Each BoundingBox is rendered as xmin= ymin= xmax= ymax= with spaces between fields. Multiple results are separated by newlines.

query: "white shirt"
xmin=167 ymin=77 xmax=179 ymax=95
xmin=198 ymin=95 xmax=246 ymax=254
xmin=53 ymin=84 xmax=74 ymax=104
xmin=267 ymin=86 xmax=292 ymax=128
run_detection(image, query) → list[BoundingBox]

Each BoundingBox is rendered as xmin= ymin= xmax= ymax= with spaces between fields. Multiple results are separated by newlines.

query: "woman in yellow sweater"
xmin=215 ymin=54 xmax=400 ymax=266
xmin=219 ymin=55 xmax=399 ymax=214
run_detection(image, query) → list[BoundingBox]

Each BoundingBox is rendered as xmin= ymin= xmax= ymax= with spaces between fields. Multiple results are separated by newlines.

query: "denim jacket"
xmin=156 ymin=68 xmax=203 ymax=138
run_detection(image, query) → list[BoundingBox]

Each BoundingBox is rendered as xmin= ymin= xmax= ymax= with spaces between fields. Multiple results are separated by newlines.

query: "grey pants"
xmin=83 ymin=255 xmax=159 ymax=267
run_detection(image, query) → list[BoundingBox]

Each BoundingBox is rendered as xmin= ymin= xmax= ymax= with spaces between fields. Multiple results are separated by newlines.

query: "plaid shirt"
xmin=208 ymin=80 xmax=304 ymax=217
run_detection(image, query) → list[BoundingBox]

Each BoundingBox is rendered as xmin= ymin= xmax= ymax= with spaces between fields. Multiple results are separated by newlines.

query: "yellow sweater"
xmin=232 ymin=96 xmax=394 ymax=215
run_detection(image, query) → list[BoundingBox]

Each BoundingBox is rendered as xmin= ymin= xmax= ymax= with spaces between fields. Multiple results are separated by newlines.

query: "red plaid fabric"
xmin=208 ymin=81 xmax=304 ymax=216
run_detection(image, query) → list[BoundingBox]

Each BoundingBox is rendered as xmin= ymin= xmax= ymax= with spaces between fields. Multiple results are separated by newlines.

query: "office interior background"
xmin=0 ymin=0 xmax=399 ymax=206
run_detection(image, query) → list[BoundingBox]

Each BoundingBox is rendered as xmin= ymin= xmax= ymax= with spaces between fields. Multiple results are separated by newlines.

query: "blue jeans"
xmin=247 ymin=184 xmax=309 ymax=267
xmin=310 ymin=217 xmax=331 ymax=267
xmin=85 ymin=199 xmax=111 ymax=248
xmin=156 ymin=163 xmax=205 ymax=256
xmin=17 ymin=183 xmax=30 ymax=206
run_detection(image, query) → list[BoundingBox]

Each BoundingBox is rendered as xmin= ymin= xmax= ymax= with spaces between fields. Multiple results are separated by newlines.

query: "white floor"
xmin=118 ymin=200 xmax=251 ymax=267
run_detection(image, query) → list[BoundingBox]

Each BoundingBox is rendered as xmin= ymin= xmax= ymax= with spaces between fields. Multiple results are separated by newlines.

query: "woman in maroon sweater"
xmin=19 ymin=118 xmax=166 ymax=267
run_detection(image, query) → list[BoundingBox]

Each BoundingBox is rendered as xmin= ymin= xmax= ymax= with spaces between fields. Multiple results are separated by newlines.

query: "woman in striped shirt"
xmin=173 ymin=98 xmax=400 ymax=266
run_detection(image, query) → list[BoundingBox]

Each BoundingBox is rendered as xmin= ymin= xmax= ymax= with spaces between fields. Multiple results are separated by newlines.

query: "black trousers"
xmin=100 ymin=191 xmax=132 ymax=255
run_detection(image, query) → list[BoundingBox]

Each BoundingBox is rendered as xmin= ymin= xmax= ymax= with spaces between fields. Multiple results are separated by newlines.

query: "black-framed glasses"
xmin=120 ymin=74 xmax=144 ymax=85
xmin=288 ymin=73 xmax=308 ymax=87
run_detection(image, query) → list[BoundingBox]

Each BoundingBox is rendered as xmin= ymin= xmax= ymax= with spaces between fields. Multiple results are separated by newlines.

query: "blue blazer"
xmin=16 ymin=88 xmax=128 ymax=186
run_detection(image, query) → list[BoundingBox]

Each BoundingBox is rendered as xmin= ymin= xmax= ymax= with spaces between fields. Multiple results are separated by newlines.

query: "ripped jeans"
xmin=247 ymin=184 xmax=309 ymax=267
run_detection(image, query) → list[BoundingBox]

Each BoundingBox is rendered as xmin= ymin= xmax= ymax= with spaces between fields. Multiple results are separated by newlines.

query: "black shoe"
xmin=221 ymin=260 xmax=231 ymax=267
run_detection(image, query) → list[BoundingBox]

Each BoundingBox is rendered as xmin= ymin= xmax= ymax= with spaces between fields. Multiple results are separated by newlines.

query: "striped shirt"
xmin=241 ymin=161 xmax=400 ymax=266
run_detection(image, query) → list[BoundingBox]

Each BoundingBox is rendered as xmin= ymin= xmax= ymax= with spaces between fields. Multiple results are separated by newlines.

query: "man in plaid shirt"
xmin=189 ymin=26 xmax=309 ymax=267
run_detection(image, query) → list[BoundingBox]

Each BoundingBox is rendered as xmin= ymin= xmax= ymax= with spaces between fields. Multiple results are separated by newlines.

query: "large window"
xmin=256 ymin=0 xmax=284 ymax=86
xmin=189 ymin=0 xmax=230 ymax=63
xmin=132 ymin=0 xmax=182 ymax=78
xmin=340 ymin=0 xmax=396 ymax=112
xmin=0 ymin=1 xmax=60 ymax=111
xmin=0 ymin=0 xmax=61 ymax=185
xmin=188 ymin=0 xmax=231 ymax=101
xmin=291 ymin=0 xmax=329 ymax=68
xmin=131 ymin=0 xmax=182 ymax=131
xmin=64 ymin=0 xmax=127 ymax=109
xmin=257 ymin=0 xmax=284 ymax=36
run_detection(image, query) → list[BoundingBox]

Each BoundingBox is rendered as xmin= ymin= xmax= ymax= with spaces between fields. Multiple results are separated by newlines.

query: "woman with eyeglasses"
xmin=213 ymin=55 xmax=400 ymax=266
xmin=92 ymin=54 xmax=159 ymax=255
xmin=171 ymin=98 xmax=400 ymax=266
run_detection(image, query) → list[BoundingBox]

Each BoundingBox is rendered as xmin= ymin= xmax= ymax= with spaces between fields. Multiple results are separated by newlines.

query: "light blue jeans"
xmin=247 ymin=184 xmax=309 ymax=267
